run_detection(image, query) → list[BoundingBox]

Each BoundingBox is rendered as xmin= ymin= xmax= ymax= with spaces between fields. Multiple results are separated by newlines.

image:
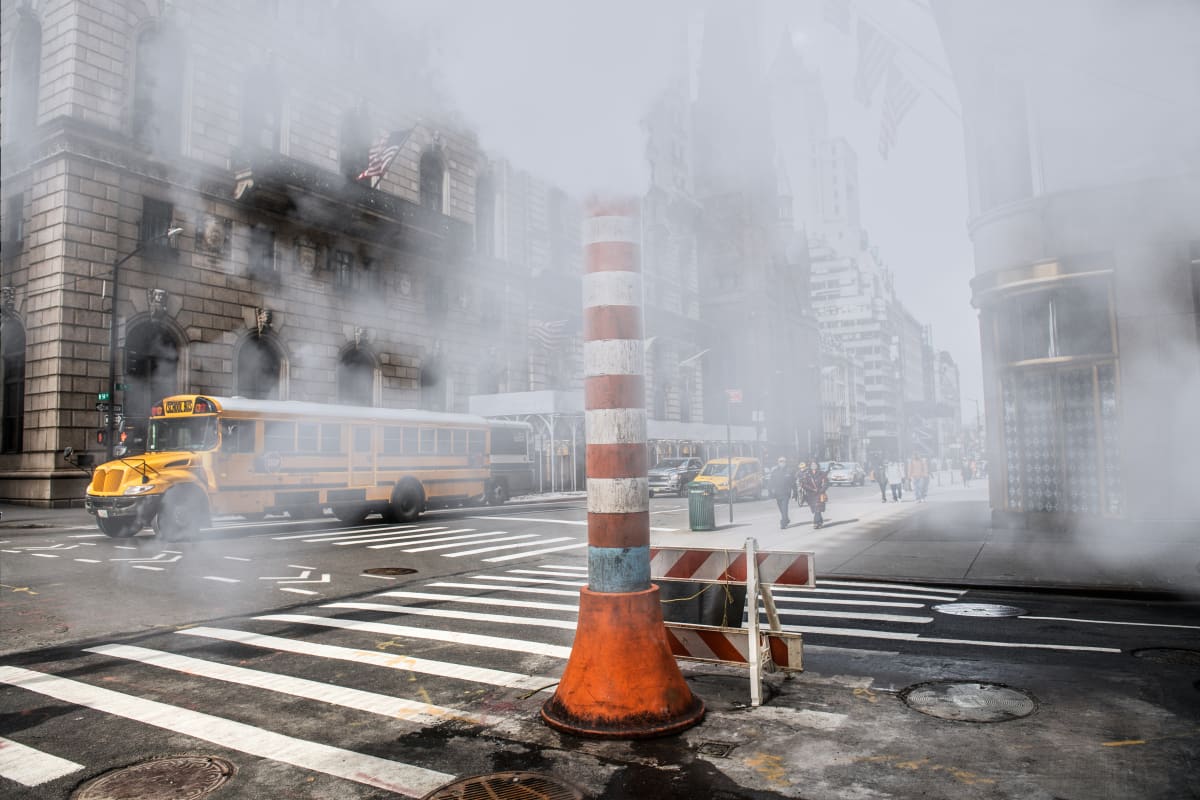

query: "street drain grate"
xmin=696 ymin=740 xmax=739 ymax=758
xmin=900 ymin=681 xmax=1037 ymax=723
xmin=423 ymin=771 xmax=583 ymax=800
xmin=363 ymin=567 xmax=418 ymax=577
xmin=932 ymin=602 xmax=1027 ymax=617
xmin=72 ymin=755 xmax=235 ymax=799
xmin=1131 ymin=648 xmax=1200 ymax=666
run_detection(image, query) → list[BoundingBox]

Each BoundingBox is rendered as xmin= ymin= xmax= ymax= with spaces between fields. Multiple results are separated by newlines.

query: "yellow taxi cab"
xmin=691 ymin=457 xmax=764 ymax=502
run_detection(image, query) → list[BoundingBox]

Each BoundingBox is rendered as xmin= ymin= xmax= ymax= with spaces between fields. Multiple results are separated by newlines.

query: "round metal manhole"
xmin=932 ymin=602 xmax=1027 ymax=618
xmin=363 ymin=567 xmax=418 ymax=577
xmin=423 ymin=771 xmax=583 ymax=800
xmin=1131 ymin=648 xmax=1200 ymax=666
xmin=900 ymin=681 xmax=1037 ymax=723
xmin=73 ymin=756 xmax=235 ymax=800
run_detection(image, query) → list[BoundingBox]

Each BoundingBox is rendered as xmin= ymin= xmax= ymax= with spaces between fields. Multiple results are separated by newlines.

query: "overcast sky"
xmin=413 ymin=0 xmax=982 ymax=417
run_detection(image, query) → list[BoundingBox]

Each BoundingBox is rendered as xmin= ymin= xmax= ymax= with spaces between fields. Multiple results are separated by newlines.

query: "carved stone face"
xmin=201 ymin=216 xmax=226 ymax=251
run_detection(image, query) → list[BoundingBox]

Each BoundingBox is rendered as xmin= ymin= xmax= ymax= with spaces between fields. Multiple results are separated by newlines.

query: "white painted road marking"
xmin=467 ymin=515 xmax=678 ymax=532
xmin=327 ymin=601 xmax=578 ymax=631
xmin=0 ymin=665 xmax=452 ymax=798
xmin=444 ymin=536 xmax=574 ymax=558
xmin=782 ymin=624 xmax=1123 ymax=652
xmin=428 ymin=581 xmax=579 ymax=599
xmin=392 ymin=533 xmax=536 ymax=553
xmin=279 ymin=588 xmax=319 ymax=595
xmin=375 ymin=590 xmax=579 ymax=613
xmin=224 ymin=556 xmax=251 ymax=562
xmin=202 ymin=576 xmax=240 ymax=583
xmin=0 ymin=735 xmax=84 ymax=786
xmin=817 ymin=579 xmax=965 ymax=596
xmin=1021 ymin=615 xmax=1200 ymax=630
xmin=484 ymin=541 xmax=589 ymax=561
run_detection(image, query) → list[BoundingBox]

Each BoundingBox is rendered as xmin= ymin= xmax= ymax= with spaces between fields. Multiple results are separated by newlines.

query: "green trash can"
xmin=687 ymin=482 xmax=716 ymax=531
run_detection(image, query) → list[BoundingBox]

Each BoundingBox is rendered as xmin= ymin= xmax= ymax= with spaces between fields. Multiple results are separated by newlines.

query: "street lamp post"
xmin=105 ymin=227 xmax=183 ymax=461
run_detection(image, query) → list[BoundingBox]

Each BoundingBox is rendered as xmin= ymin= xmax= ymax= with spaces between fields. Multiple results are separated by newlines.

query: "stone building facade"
xmin=0 ymin=0 xmax=560 ymax=504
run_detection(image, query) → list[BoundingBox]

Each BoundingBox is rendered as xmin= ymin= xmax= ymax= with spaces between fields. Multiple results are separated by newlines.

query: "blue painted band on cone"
xmin=587 ymin=545 xmax=651 ymax=593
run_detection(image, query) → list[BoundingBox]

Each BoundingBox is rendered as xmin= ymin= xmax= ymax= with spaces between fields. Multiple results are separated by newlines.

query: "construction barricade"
xmin=650 ymin=538 xmax=815 ymax=707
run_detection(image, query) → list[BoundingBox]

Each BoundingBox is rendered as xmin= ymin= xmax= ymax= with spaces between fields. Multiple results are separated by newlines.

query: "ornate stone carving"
xmin=1 ymin=285 xmax=15 ymax=314
xmin=195 ymin=214 xmax=231 ymax=255
xmin=254 ymin=307 xmax=272 ymax=335
xmin=398 ymin=273 xmax=413 ymax=297
xmin=296 ymin=237 xmax=319 ymax=274
xmin=147 ymin=288 xmax=169 ymax=318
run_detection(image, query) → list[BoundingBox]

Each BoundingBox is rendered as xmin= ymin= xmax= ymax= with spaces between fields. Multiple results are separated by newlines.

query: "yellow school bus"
xmin=84 ymin=395 xmax=491 ymax=540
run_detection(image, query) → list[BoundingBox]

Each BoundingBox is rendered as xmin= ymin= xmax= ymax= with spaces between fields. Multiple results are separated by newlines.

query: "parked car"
xmin=827 ymin=461 xmax=866 ymax=486
xmin=692 ymin=457 xmax=764 ymax=502
xmin=648 ymin=457 xmax=703 ymax=497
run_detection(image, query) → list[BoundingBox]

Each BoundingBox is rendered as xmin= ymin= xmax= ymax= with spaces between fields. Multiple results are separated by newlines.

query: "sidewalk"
xmin=651 ymin=485 xmax=1200 ymax=597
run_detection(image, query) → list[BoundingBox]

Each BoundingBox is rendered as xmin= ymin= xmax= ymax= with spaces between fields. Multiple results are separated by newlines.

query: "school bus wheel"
xmin=153 ymin=486 xmax=209 ymax=541
xmin=389 ymin=479 xmax=425 ymax=523
xmin=97 ymin=517 xmax=141 ymax=539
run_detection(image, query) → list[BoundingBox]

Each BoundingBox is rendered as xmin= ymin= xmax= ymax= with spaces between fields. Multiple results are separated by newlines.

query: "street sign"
xmin=96 ymin=403 xmax=123 ymax=413
xmin=97 ymin=392 xmax=111 ymax=402
xmin=725 ymin=389 xmax=743 ymax=403
xmin=116 ymin=383 xmax=129 ymax=391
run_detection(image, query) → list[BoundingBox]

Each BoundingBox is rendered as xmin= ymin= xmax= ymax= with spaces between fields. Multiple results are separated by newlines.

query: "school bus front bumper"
xmin=84 ymin=493 xmax=162 ymax=524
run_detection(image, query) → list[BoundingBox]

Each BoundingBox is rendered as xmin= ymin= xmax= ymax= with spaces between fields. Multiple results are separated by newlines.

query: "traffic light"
xmin=96 ymin=429 xmax=106 ymax=445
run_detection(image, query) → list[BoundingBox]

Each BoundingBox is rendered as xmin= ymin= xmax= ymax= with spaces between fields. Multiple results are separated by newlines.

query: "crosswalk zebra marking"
xmin=0 ymin=735 xmax=84 ymax=786
xmin=374 ymin=590 xmax=578 ymax=614
xmin=471 ymin=575 xmax=588 ymax=588
xmin=443 ymin=536 xmax=575 ymax=558
xmin=336 ymin=528 xmax=475 ymax=547
xmin=484 ymin=541 xmax=589 ymax=561
xmin=326 ymin=601 xmax=578 ymax=631
xmin=428 ymin=581 xmax=580 ymax=599
xmin=773 ymin=586 xmax=960 ymax=602
xmin=0 ymin=665 xmax=453 ymax=798
xmin=385 ymin=533 xmax=535 ymax=553
xmin=816 ymin=579 xmax=964 ymax=595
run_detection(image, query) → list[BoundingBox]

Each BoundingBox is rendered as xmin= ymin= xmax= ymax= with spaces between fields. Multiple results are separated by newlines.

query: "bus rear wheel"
xmin=388 ymin=480 xmax=425 ymax=523
xmin=153 ymin=488 xmax=208 ymax=542
xmin=98 ymin=517 xmax=141 ymax=538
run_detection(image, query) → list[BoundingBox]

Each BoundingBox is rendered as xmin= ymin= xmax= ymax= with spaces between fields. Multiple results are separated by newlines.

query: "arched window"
xmin=1 ymin=316 xmax=26 ymax=453
xmin=124 ymin=320 xmax=180 ymax=426
xmin=131 ymin=25 xmax=184 ymax=153
xmin=242 ymin=64 xmax=283 ymax=152
xmin=419 ymin=149 xmax=444 ymax=212
xmin=236 ymin=335 xmax=282 ymax=399
xmin=337 ymin=348 xmax=375 ymax=406
xmin=475 ymin=173 xmax=495 ymax=256
xmin=5 ymin=11 xmax=42 ymax=142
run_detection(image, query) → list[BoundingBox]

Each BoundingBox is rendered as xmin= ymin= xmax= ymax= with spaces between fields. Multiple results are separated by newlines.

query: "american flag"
xmin=529 ymin=319 xmax=568 ymax=350
xmin=853 ymin=19 xmax=896 ymax=107
xmin=356 ymin=130 xmax=409 ymax=184
xmin=878 ymin=65 xmax=920 ymax=159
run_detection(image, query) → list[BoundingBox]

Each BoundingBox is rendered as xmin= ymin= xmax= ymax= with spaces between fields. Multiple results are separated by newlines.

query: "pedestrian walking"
xmin=873 ymin=459 xmax=889 ymax=502
xmin=886 ymin=461 xmax=905 ymax=502
xmin=768 ymin=456 xmax=798 ymax=529
xmin=799 ymin=459 xmax=829 ymax=529
xmin=908 ymin=455 xmax=930 ymax=502
xmin=961 ymin=460 xmax=972 ymax=487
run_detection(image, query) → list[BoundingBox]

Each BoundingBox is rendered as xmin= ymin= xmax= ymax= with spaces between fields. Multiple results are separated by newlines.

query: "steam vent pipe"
xmin=540 ymin=197 xmax=705 ymax=738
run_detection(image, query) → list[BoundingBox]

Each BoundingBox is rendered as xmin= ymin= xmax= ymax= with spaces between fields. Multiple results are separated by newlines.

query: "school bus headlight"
xmin=123 ymin=484 xmax=157 ymax=496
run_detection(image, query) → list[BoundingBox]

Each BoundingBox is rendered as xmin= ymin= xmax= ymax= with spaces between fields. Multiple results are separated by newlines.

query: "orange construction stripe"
xmin=587 ymin=443 xmax=647 ymax=480
xmin=584 ymin=374 xmax=644 ymax=411
xmin=583 ymin=306 xmax=642 ymax=341
xmin=585 ymin=242 xmax=637 ymax=273
xmin=586 ymin=511 xmax=650 ymax=548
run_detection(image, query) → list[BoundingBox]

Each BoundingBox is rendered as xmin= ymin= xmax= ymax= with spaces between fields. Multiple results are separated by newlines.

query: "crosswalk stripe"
xmin=336 ymin=528 xmax=476 ymax=546
xmin=375 ymin=591 xmax=579 ymax=613
xmin=506 ymin=569 xmax=589 ymax=578
xmin=326 ymin=602 xmax=578 ymax=631
xmin=769 ymin=595 xmax=926 ymax=609
xmin=0 ymin=735 xmax=84 ymax=786
xmin=300 ymin=526 xmax=448 ymax=544
xmin=256 ymin=614 xmax=573 ymax=659
xmin=765 ymin=608 xmax=932 ymax=624
xmin=467 ymin=515 xmax=678 ymax=532
xmin=782 ymin=625 xmax=1122 ymax=652
xmin=428 ymin=581 xmax=580 ymax=598
xmin=365 ymin=530 xmax=512 ymax=551
xmin=443 ymin=536 xmax=575 ymax=558
xmin=774 ymin=587 xmax=957 ymax=602
xmin=85 ymin=644 xmax=501 ymax=727
xmin=0 ymin=665 xmax=453 ymax=798
xmin=817 ymin=579 xmax=964 ymax=596
xmin=468 ymin=576 xmax=588 ymax=588
xmin=484 ymin=541 xmax=589 ymax=561
xmin=390 ymin=533 xmax=535 ymax=553
xmin=176 ymin=627 xmax=552 ymax=690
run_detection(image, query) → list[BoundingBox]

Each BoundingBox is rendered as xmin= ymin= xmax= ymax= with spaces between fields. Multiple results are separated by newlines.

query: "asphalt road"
xmin=2 ymin=493 xmax=1198 ymax=799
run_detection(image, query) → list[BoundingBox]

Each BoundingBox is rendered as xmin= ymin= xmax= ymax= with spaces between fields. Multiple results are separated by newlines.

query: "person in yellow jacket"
xmin=908 ymin=455 xmax=930 ymax=503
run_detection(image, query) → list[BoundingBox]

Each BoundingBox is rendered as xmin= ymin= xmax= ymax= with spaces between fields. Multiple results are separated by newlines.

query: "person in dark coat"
xmin=873 ymin=459 xmax=889 ymax=502
xmin=798 ymin=460 xmax=829 ymax=529
xmin=768 ymin=456 xmax=798 ymax=529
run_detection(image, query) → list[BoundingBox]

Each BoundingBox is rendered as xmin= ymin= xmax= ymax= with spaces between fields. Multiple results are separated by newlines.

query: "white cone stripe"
xmin=85 ymin=644 xmax=501 ymax=727
xmin=0 ymin=735 xmax=83 ymax=786
xmin=582 ymin=214 xmax=637 ymax=245
xmin=0 ymin=666 xmax=452 ymax=797
xmin=177 ymin=627 xmax=552 ymax=690
xmin=429 ymin=581 xmax=580 ymax=598
xmin=587 ymin=477 xmax=649 ymax=513
xmin=585 ymin=408 xmax=646 ymax=445
xmin=583 ymin=339 xmax=643 ymax=377
xmin=484 ymin=541 xmax=589 ymax=561
xmin=327 ymin=602 xmax=578 ymax=630
xmin=376 ymin=590 xmax=579 ymax=613
xmin=650 ymin=549 xmax=812 ymax=586
xmin=443 ymin=537 xmax=575 ymax=557
xmin=256 ymin=614 xmax=573 ymax=659
xmin=582 ymin=270 xmax=642 ymax=308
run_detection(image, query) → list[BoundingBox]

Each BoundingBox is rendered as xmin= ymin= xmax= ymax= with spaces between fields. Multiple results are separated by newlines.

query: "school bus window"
xmin=221 ymin=420 xmax=256 ymax=453
xmin=452 ymin=429 xmax=467 ymax=455
xmin=468 ymin=430 xmax=485 ymax=454
xmin=297 ymin=423 xmax=319 ymax=453
xmin=419 ymin=428 xmax=435 ymax=454
xmin=265 ymin=421 xmax=294 ymax=452
xmin=403 ymin=427 xmax=418 ymax=454
xmin=436 ymin=429 xmax=453 ymax=455
xmin=354 ymin=427 xmax=372 ymax=453
xmin=320 ymin=424 xmax=343 ymax=454
xmin=383 ymin=427 xmax=402 ymax=454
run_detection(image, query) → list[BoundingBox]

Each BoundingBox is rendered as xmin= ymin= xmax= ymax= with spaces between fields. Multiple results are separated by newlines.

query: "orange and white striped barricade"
xmin=650 ymin=537 xmax=814 ymax=706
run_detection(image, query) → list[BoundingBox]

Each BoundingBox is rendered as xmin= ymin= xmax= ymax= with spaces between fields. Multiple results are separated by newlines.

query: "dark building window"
xmin=140 ymin=197 xmax=175 ymax=253
xmin=337 ymin=349 xmax=375 ymax=406
xmin=132 ymin=26 xmax=183 ymax=154
xmin=2 ymin=195 xmax=23 ymax=264
xmin=332 ymin=250 xmax=353 ymax=290
xmin=236 ymin=335 xmax=282 ymax=399
xmin=475 ymin=174 xmax=495 ymax=256
xmin=995 ymin=281 xmax=1112 ymax=364
xmin=242 ymin=66 xmax=283 ymax=151
xmin=124 ymin=321 xmax=180 ymax=432
xmin=1 ymin=316 xmax=26 ymax=453
xmin=247 ymin=225 xmax=277 ymax=281
xmin=420 ymin=149 xmax=444 ymax=212
xmin=5 ymin=12 xmax=41 ymax=142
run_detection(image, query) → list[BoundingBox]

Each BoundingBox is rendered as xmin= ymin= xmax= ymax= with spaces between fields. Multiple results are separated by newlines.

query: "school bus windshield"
xmin=147 ymin=416 xmax=218 ymax=452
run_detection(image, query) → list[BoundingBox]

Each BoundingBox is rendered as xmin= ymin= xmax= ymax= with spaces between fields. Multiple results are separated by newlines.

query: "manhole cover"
xmin=423 ymin=771 xmax=583 ymax=800
xmin=363 ymin=567 xmax=418 ymax=576
xmin=900 ymin=681 xmax=1037 ymax=722
xmin=932 ymin=602 xmax=1027 ymax=617
xmin=696 ymin=740 xmax=738 ymax=758
xmin=73 ymin=756 xmax=235 ymax=800
xmin=1131 ymin=648 xmax=1200 ymax=666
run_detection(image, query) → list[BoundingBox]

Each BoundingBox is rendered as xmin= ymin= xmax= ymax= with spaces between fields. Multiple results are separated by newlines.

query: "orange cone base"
xmin=541 ymin=585 xmax=705 ymax=739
